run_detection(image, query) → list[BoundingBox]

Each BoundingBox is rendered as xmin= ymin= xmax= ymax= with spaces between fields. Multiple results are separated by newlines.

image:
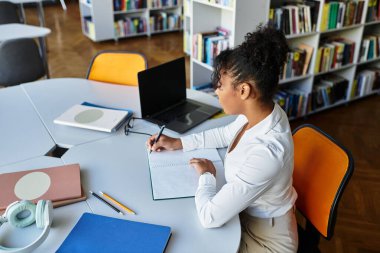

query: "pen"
xmin=150 ymin=125 xmax=165 ymax=154
xmin=99 ymin=191 xmax=136 ymax=215
xmin=89 ymin=191 xmax=123 ymax=215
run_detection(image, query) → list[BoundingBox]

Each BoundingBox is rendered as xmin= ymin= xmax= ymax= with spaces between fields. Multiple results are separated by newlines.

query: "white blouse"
xmin=180 ymin=103 xmax=297 ymax=228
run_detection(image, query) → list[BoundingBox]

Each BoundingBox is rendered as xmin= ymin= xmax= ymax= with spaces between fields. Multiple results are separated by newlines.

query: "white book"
xmin=54 ymin=104 xmax=129 ymax=133
xmin=148 ymin=148 xmax=222 ymax=200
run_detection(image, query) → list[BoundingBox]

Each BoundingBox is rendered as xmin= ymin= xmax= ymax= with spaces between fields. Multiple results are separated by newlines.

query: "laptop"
xmin=138 ymin=57 xmax=221 ymax=134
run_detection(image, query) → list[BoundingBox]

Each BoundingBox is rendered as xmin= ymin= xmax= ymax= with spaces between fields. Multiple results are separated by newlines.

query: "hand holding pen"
xmin=146 ymin=126 xmax=183 ymax=152
xmin=149 ymin=125 xmax=165 ymax=154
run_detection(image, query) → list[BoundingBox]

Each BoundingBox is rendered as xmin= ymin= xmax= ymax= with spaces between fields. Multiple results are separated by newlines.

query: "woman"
xmin=147 ymin=25 xmax=298 ymax=253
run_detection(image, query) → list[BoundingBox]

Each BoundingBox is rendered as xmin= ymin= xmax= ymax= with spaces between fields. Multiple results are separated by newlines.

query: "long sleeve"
xmin=190 ymin=104 xmax=297 ymax=228
xmin=180 ymin=115 xmax=247 ymax=151
xmin=195 ymin=145 xmax=284 ymax=228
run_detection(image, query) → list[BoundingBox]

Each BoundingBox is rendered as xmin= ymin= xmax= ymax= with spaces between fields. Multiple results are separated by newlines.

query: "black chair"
xmin=0 ymin=38 xmax=46 ymax=87
xmin=0 ymin=1 xmax=22 ymax=24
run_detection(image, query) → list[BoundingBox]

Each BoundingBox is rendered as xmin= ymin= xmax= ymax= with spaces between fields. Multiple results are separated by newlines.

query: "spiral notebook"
xmin=147 ymin=149 xmax=222 ymax=200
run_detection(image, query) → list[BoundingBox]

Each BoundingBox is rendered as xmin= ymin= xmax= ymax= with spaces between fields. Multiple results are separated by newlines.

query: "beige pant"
xmin=239 ymin=208 xmax=298 ymax=253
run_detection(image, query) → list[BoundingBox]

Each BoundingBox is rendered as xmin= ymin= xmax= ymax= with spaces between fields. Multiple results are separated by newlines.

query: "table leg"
xmin=37 ymin=1 xmax=49 ymax=52
xmin=37 ymin=1 xmax=46 ymax=27
xmin=60 ymin=0 xmax=67 ymax=11
xmin=20 ymin=3 xmax=26 ymax=23
xmin=38 ymin=37 xmax=50 ymax=79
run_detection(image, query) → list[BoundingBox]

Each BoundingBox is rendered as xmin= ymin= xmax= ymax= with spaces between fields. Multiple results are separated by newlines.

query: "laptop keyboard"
xmin=155 ymin=102 xmax=200 ymax=123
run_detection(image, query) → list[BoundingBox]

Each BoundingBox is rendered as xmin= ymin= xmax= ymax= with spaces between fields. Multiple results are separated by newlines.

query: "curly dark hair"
xmin=212 ymin=24 xmax=289 ymax=104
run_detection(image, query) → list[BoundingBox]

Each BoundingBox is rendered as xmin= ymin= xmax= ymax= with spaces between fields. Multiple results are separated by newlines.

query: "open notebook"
xmin=148 ymin=149 xmax=222 ymax=200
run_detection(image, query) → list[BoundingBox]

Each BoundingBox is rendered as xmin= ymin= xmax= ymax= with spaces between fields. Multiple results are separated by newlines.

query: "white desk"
xmin=0 ymin=23 xmax=51 ymax=78
xmin=21 ymin=78 xmax=230 ymax=148
xmin=22 ymin=78 xmax=142 ymax=148
xmin=0 ymin=86 xmax=55 ymax=167
xmin=0 ymin=0 xmax=66 ymax=26
xmin=0 ymin=156 xmax=91 ymax=253
xmin=0 ymin=23 xmax=50 ymax=40
xmin=3 ymin=78 xmax=241 ymax=252
xmin=61 ymin=123 xmax=240 ymax=253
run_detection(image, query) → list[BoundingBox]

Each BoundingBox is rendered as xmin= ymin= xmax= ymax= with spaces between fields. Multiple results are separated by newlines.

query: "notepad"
xmin=0 ymin=164 xmax=82 ymax=210
xmin=148 ymin=149 xmax=222 ymax=200
xmin=56 ymin=213 xmax=171 ymax=253
xmin=54 ymin=104 xmax=130 ymax=133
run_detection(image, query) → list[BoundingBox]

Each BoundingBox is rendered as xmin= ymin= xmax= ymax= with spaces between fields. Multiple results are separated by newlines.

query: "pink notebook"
xmin=0 ymin=164 xmax=82 ymax=210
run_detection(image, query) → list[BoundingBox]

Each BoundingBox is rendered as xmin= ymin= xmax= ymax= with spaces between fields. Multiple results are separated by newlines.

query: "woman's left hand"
xmin=189 ymin=158 xmax=216 ymax=177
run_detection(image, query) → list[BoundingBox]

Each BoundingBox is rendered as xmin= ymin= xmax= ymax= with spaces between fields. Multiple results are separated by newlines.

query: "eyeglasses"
xmin=124 ymin=117 xmax=153 ymax=137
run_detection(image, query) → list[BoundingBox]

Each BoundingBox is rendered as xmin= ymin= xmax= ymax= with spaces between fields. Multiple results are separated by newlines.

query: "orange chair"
xmin=86 ymin=51 xmax=147 ymax=86
xmin=292 ymin=124 xmax=354 ymax=253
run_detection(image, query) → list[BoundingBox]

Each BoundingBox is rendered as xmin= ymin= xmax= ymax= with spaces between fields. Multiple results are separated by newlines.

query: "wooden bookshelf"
xmin=188 ymin=0 xmax=380 ymax=120
xmin=79 ymin=0 xmax=183 ymax=42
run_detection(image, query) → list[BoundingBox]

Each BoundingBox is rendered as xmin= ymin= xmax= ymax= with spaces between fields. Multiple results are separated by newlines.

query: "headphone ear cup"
xmin=35 ymin=200 xmax=53 ymax=229
xmin=6 ymin=200 xmax=36 ymax=228
xmin=35 ymin=200 xmax=45 ymax=229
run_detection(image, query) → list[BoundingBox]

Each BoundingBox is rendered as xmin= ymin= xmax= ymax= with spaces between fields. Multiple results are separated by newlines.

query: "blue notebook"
xmin=56 ymin=213 xmax=171 ymax=253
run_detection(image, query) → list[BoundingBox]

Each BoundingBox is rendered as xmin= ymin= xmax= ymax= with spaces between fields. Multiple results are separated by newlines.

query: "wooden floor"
xmin=26 ymin=2 xmax=380 ymax=252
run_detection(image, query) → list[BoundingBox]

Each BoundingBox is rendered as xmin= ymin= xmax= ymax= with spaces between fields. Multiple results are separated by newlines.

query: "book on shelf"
xmin=281 ymin=43 xmax=313 ymax=80
xmin=353 ymin=68 xmax=380 ymax=98
xmin=113 ymin=0 xmax=147 ymax=11
xmin=115 ymin=16 xmax=147 ymax=36
xmin=150 ymin=12 xmax=181 ymax=32
xmin=0 ymin=164 xmax=84 ymax=211
xmin=274 ymin=89 xmax=309 ymax=118
xmin=359 ymin=35 xmax=380 ymax=62
xmin=298 ymin=43 xmax=314 ymax=75
xmin=320 ymin=0 xmax=364 ymax=32
xmin=269 ymin=1 xmax=319 ymax=35
xmin=54 ymin=104 xmax=131 ymax=133
xmin=315 ymin=37 xmax=355 ymax=73
xmin=151 ymin=0 xmax=179 ymax=8
xmin=56 ymin=213 xmax=171 ymax=253
xmin=193 ymin=28 xmax=230 ymax=66
xmin=312 ymin=74 xmax=349 ymax=109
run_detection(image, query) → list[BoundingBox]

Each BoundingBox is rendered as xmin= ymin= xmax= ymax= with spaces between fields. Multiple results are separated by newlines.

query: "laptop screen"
xmin=138 ymin=57 xmax=186 ymax=118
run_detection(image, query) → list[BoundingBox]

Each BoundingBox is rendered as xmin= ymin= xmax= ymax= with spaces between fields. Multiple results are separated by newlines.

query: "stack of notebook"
xmin=54 ymin=103 xmax=132 ymax=133
xmin=0 ymin=164 xmax=86 ymax=211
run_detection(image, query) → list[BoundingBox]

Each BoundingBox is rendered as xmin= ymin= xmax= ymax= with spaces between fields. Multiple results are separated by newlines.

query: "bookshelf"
xmin=190 ymin=0 xmax=268 ymax=89
xmin=189 ymin=0 xmax=380 ymax=120
xmin=79 ymin=0 xmax=183 ymax=42
xmin=183 ymin=0 xmax=191 ymax=54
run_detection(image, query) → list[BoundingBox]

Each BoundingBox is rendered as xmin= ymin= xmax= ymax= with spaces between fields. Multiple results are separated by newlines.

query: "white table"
xmin=0 ymin=156 xmax=91 ymax=253
xmin=0 ymin=23 xmax=51 ymax=78
xmin=61 ymin=131 xmax=240 ymax=253
xmin=0 ymin=86 xmax=55 ymax=167
xmin=22 ymin=78 xmax=143 ymax=148
xmin=22 ymin=78 xmax=230 ymax=148
xmin=2 ymin=78 xmax=241 ymax=252
xmin=0 ymin=0 xmax=66 ymax=26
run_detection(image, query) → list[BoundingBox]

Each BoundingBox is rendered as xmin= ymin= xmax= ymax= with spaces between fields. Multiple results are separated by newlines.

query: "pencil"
xmin=99 ymin=191 xmax=136 ymax=215
xmin=89 ymin=191 xmax=123 ymax=215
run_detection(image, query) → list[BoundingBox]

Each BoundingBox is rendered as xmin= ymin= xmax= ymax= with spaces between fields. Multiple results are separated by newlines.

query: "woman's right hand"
xmin=146 ymin=134 xmax=183 ymax=152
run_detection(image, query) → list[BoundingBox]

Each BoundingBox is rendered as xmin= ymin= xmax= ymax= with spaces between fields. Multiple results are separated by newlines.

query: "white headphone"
xmin=0 ymin=200 xmax=53 ymax=253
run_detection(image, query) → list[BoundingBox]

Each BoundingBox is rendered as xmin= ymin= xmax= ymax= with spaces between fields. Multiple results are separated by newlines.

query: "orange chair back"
xmin=87 ymin=51 xmax=147 ymax=86
xmin=292 ymin=124 xmax=353 ymax=239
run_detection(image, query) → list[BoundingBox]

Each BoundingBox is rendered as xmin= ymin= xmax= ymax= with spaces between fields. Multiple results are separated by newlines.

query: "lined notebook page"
xmin=148 ymin=149 xmax=222 ymax=200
